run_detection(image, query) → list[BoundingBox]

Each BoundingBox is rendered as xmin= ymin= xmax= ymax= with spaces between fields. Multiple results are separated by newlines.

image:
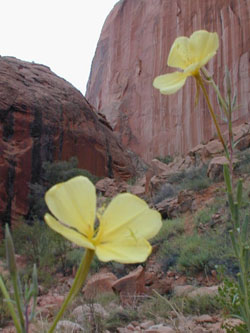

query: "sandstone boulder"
xmin=72 ymin=303 xmax=108 ymax=323
xmin=207 ymin=156 xmax=229 ymax=181
xmin=86 ymin=0 xmax=250 ymax=162
xmin=0 ymin=56 xmax=135 ymax=232
xmin=112 ymin=265 xmax=145 ymax=305
xmin=83 ymin=272 xmax=118 ymax=299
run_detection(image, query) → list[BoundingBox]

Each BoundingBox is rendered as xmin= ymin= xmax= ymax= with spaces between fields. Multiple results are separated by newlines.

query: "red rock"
xmin=83 ymin=272 xmax=118 ymax=299
xmin=194 ymin=315 xmax=215 ymax=323
xmin=72 ymin=303 xmax=108 ymax=322
xmin=86 ymin=0 xmax=250 ymax=162
xmin=36 ymin=294 xmax=64 ymax=317
xmin=177 ymin=190 xmax=195 ymax=213
xmin=173 ymin=285 xmax=196 ymax=297
xmin=96 ymin=177 xmax=115 ymax=193
xmin=151 ymin=159 xmax=171 ymax=175
xmin=0 ymin=56 xmax=135 ymax=234
xmin=112 ymin=265 xmax=145 ymax=305
xmin=205 ymin=140 xmax=224 ymax=156
xmin=128 ymin=184 xmax=145 ymax=197
xmin=233 ymin=122 xmax=250 ymax=151
xmin=207 ymin=156 xmax=229 ymax=181
xmin=155 ymin=197 xmax=179 ymax=219
xmin=188 ymin=285 xmax=219 ymax=298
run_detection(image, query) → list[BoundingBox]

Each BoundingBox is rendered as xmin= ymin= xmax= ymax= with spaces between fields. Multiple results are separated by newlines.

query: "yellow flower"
xmin=44 ymin=176 xmax=162 ymax=264
xmin=153 ymin=30 xmax=219 ymax=94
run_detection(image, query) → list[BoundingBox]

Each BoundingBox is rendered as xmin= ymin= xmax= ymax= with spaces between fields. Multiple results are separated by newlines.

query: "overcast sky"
xmin=0 ymin=0 xmax=118 ymax=94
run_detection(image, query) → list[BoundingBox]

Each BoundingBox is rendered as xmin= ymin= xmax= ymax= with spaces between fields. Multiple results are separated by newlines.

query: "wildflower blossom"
xmin=153 ymin=30 xmax=219 ymax=94
xmin=45 ymin=176 xmax=162 ymax=263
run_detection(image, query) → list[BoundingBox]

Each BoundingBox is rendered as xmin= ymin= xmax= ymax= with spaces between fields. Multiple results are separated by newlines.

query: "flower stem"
xmin=196 ymin=74 xmax=229 ymax=159
xmin=201 ymin=67 xmax=229 ymax=120
xmin=48 ymin=249 xmax=95 ymax=333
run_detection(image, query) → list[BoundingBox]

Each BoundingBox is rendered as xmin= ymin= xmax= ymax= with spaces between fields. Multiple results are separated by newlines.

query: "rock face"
xmin=86 ymin=0 xmax=250 ymax=162
xmin=0 ymin=56 xmax=135 ymax=230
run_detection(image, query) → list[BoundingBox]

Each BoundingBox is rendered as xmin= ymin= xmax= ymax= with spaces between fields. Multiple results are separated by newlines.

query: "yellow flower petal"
xmin=153 ymin=72 xmax=188 ymax=95
xmin=45 ymin=176 xmax=96 ymax=238
xmin=45 ymin=213 xmax=95 ymax=249
xmin=99 ymin=193 xmax=161 ymax=240
xmin=95 ymin=237 xmax=151 ymax=263
xmin=167 ymin=36 xmax=192 ymax=69
xmin=189 ymin=30 xmax=219 ymax=66
xmin=100 ymin=205 xmax=162 ymax=242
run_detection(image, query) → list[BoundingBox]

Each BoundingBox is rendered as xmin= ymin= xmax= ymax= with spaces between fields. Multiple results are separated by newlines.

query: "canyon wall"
xmin=86 ymin=0 xmax=250 ymax=162
xmin=0 ymin=56 xmax=135 ymax=229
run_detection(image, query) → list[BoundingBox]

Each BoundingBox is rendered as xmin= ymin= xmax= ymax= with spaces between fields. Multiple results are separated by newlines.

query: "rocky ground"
xmin=0 ymin=124 xmax=249 ymax=332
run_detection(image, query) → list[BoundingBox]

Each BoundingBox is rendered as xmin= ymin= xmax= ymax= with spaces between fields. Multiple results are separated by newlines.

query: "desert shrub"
xmin=153 ymin=218 xmax=185 ymax=244
xmin=180 ymin=294 xmax=222 ymax=315
xmin=138 ymin=295 xmax=172 ymax=320
xmin=177 ymin=232 xmax=236 ymax=275
xmin=43 ymin=157 xmax=99 ymax=185
xmin=153 ymin=218 xmax=185 ymax=271
xmin=167 ymin=164 xmax=212 ymax=191
xmin=217 ymin=274 xmax=250 ymax=333
xmin=194 ymin=195 xmax=227 ymax=228
xmin=139 ymin=293 xmax=221 ymax=321
xmin=105 ymin=308 xmax=139 ymax=331
xmin=153 ymin=183 xmax=176 ymax=204
xmin=154 ymin=215 xmax=238 ymax=276
xmin=155 ymin=155 xmax=174 ymax=165
xmin=28 ymin=157 xmax=99 ymax=221
xmin=11 ymin=220 xmax=80 ymax=279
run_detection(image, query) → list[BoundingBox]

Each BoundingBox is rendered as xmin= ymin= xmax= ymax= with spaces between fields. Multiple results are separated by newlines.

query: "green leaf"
xmin=236 ymin=179 xmax=243 ymax=208
xmin=0 ymin=276 xmax=22 ymax=332
xmin=5 ymin=224 xmax=17 ymax=276
xmin=223 ymin=165 xmax=232 ymax=193
xmin=229 ymin=230 xmax=239 ymax=257
xmin=242 ymin=215 xmax=249 ymax=244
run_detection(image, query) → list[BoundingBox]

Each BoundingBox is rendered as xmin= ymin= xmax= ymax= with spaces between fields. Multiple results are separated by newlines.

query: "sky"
xmin=0 ymin=0 xmax=119 ymax=94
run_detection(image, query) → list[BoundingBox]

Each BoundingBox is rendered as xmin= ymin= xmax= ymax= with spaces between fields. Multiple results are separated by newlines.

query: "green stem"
xmin=238 ymin=245 xmax=250 ymax=331
xmin=48 ymin=249 xmax=95 ymax=333
xmin=227 ymin=84 xmax=235 ymax=189
xmin=196 ymin=74 xmax=229 ymax=159
xmin=201 ymin=67 xmax=229 ymax=120
xmin=0 ymin=276 xmax=22 ymax=333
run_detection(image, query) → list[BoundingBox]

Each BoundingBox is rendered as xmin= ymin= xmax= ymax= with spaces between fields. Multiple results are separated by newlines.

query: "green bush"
xmin=177 ymin=232 xmax=236 ymax=275
xmin=153 ymin=218 xmax=185 ymax=271
xmin=194 ymin=195 xmax=227 ymax=228
xmin=153 ymin=183 xmax=176 ymax=204
xmin=167 ymin=165 xmax=212 ymax=192
xmin=153 ymin=218 xmax=185 ymax=244
xmin=217 ymin=276 xmax=250 ymax=333
xmin=153 ymin=215 xmax=239 ymax=276
xmin=28 ymin=157 xmax=100 ymax=221
xmin=177 ymin=234 xmax=215 ymax=273
xmin=11 ymin=221 xmax=80 ymax=279
xmin=180 ymin=294 xmax=222 ymax=315
xmin=155 ymin=155 xmax=174 ymax=165
xmin=105 ymin=308 xmax=139 ymax=331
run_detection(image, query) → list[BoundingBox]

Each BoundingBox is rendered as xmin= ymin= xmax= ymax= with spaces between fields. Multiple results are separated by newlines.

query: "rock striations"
xmin=86 ymin=0 xmax=250 ymax=162
xmin=0 ymin=56 xmax=135 ymax=230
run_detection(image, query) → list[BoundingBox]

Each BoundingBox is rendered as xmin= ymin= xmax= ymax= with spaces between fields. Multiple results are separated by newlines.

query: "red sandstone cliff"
xmin=0 ymin=56 xmax=135 ymax=229
xmin=86 ymin=0 xmax=250 ymax=162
